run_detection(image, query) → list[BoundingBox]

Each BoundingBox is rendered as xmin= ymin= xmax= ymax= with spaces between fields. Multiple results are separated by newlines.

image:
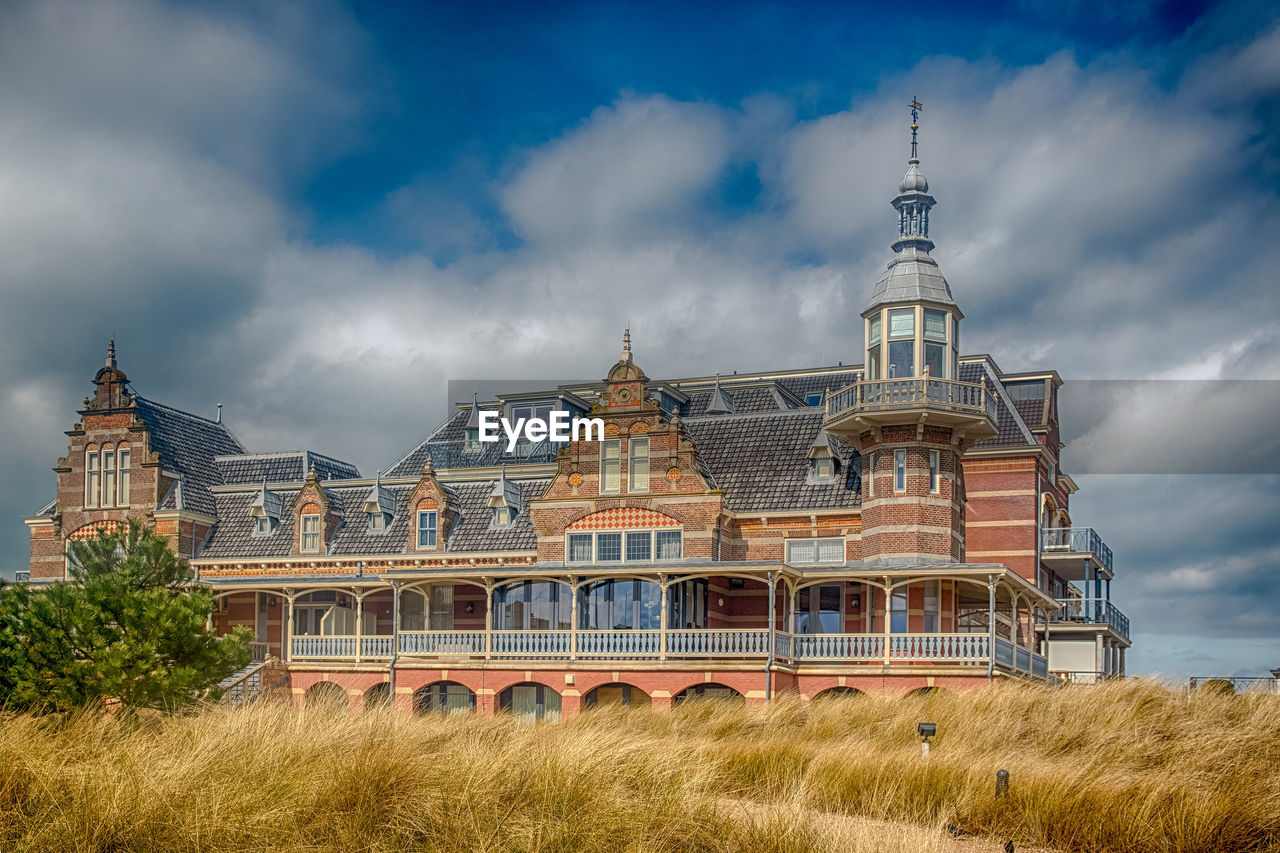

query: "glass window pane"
xmin=816 ymin=538 xmax=844 ymax=563
xmin=925 ymin=341 xmax=945 ymax=378
xmin=625 ymin=531 xmax=651 ymax=562
xmin=86 ymin=451 xmax=100 ymax=508
xmin=429 ymin=586 xmax=454 ymax=630
xmin=788 ymin=540 xmax=816 ymax=564
xmin=894 ymin=450 xmax=906 ymax=491
xmin=924 ymin=309 xmax=947 ymax=341
xmin=869 ymin=315 xmax=881 ymax=345
xmin=417 ymin=511 xmax=436 ymax=548
xmin=401 ymin=590 xmax=426 ymax=630
xmin=118 ymin=449 xmax=130 ymax=506
xmin=888 ymin=309 xmax=915 ymax=339
xmin=629 ymin=438 xmax=650 ymax=492
xmin=819 ymin=584 xmax=842 ymax=633
xmin=596 ymin=532 xmax=622 ymax=562
xmin=929 ymin=451 xmax=939 ymax=493
xmin=952 ymin=317 xmax=960 ymax=352
xmin=888 ymin=340 xmax=914 ymax=378
xmin=656 ymin=530 xmax=682 ymax=560
xmin=601 ymin=440 xmax=620 ymax=493
xmin=891 ymin=590 xmax=908 ymax=633
xmin=868 ymin=345 xmax=880 ymax=380
xmin=568 ymin=533 xmax=593 ymax=562
xmin=102 ymin=451 xmax=115 ymax=507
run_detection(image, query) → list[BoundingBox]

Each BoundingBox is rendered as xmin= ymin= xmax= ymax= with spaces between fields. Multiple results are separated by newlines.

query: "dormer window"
xmin=362 ymin=474 xmax=395 ymax=535
xmin=369 ymin=511 xmax=389 ymax=532
xmin=807 ymin=429 xmax=839 ymax=483
xmin=254 ymin=516 xmax=275 ymax=535
xmin=300 ymin=513 xmax=321 ymax=553
xmin=488 ymin=468 xmax=522 ymax=528
xmin=249 ymin=480 xmax=285 ymax=537
xmin=494 ymin=505 xmax=513 ymax=526
xmin=813 ymin=456 xmax=836 ymax=478
xmin=417 ymin=510 xmax=437 ymax=548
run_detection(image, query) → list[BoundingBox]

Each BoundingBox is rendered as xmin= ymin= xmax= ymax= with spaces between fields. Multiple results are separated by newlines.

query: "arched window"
xmin=363 ymin=682 xmax=392 ymax=710
xmin=673 ymin=683 xmax=743 ymax=704
xmin=413 ymin=681 xmax=476 ymax=714
xmin=498 ymin=683 xmax=561 ymax=722
xmin=813 ymin=686 xmax=865 ymax=700
xmin=303 ymin=681 xmax=348 ymax=709
xmin=583 ymin=683 xmax=651 ymax=708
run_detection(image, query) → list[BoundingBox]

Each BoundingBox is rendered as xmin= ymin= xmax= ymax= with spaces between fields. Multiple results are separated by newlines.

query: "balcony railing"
xmin=826 ymin=377 xmax=997 ymax=423
xmin=14 ymin=571 xmax=30 ymax=583
xmin=288 ymin=629 xmax=1048 ymax=679
xmin=1189 ymin=676 xmax=1280 ymax=694
xmin=1041 ymin=527 xmax=1113 ymax=573
xmin=1048 ymin=597 xmax=1130 ymax=639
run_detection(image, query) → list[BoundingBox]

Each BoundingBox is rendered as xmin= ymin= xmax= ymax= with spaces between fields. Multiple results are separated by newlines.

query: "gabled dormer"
xmin=361 ymin=471 xmax=395 ymax=534
xmin=248 ymin=479 xmax=284 ymax=536
xmin=406 ymin=455 xmax=451 ymax=552
xmin=292 ymin=466 xmax=339 ymax=556
xmin=807 ymin=427 xmax=840 ymax=483
xmin=487 ymin=467 xmax=522 ymax=527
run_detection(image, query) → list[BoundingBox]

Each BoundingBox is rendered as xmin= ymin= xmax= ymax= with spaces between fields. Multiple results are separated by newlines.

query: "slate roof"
xmin=200 ymin=478 xmax=550 ymax=559
xmin=214 ymin=451 xmax=360 ymax=486
xmin=682 ymin=409 xmax=860 ymax=512
xmin=957 ymin=362 xmax=1037 ymax=449
xmin=386 ymin=408 xmax=560 ymax=477
xmin=134 ymin=397 xmax=245 ymax=515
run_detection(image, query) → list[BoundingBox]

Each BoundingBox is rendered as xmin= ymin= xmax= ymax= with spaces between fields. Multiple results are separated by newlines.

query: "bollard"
xmin=995 ymin=768 xmax=1009 ymax=798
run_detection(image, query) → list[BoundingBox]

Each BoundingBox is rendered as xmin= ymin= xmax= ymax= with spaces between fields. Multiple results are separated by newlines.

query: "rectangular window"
xmin=923 ymin=580 xmax=940 ymax=633
xmin=625 ymin=531 xmax=652 ymax=562
xmin=416 ymin=510 xmax=437 ymax=548
xmin=891 ymin=589 xmax=908 ymax=633
xmin=428 ymin=585 xmax=454 ymax=630
xmin=925 ymin=341 xmax=946 ymax=378
xmin=300 ymin=514 xmax=320 ymax=553
xmin=369 ymin=512 xmax=386 ymax=531
xmin=888 ymin=340 xmax=915 ymax=378
xmin=567 ymin=533 xmax=593 ymax=563
xmin=869 ymin=314 xmax=882 ymax=345
xmin=601 ymin=439 xmax=620 ymax=493
xmin=628 ymin=438 xmax=650 ymax=492
xmin=254 ymin=516 xmax=272 ymax=536
xmin=888 ymin=308 xmax=915 ymax=339
xmin=952 ymin=316 xmax=960 ymax=352
xmin=929 ymin=450 xmax=939 ymax=493
xmin=786 ymin=537 xmax=846 ymax=565
xmin=85 ymin=451 xmax=100 ymax=508
xmin=117 ymin=449 xmax=130 ymax=506
xmin=867 ymin=344 xmax=881 ymax=380
xmin=596 ymin=532 xmax=622 ymax=562
xmin=924 ymin=309 xmax=948 ymax=341
xmin=868 ymin=451 xmax=875 ymax=498
xmin=894 ymin=449 xmax=907 ymax=492
xmin=101 ymin=450 xmax=116 ymax=508
xmin=655 ymin=530 xmax=682 ymax=561
xmin=493 ymin=506 xmax=512 ymax=525
xmin=814 ymin=456 xmax=834 ymax=478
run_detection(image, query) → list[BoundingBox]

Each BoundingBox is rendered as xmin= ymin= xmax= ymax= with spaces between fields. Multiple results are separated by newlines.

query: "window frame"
xmin=894 ymin=449 xmax=907 ymax=492
xmin=300 ymin=513 xmax=321 ymax=553
xmin=416 ymin=510 xmax=438 ymax=549
xmin=117 ymin=447 xmax=130 ymax=507
xmin=600 ymin=439 xmax=621 ymax=494
xmin=101 ymin=448 xmax=116 ymax=508
xmin=628 ymin=437 xmax=650 ymax=493
xmin=85 ymin=449 xmax=100 ymax=508
xmin=929 ymin=450 xmax=940 ymax=494
xmin=564 ymin=529 xmax=683 ymax=564
xmin=785 ymin=536 xmax=847 ymax=566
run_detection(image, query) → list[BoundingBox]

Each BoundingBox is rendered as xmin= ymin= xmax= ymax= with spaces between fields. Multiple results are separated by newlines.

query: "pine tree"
xmin=0 ymin=520 xmax=250 ymax=712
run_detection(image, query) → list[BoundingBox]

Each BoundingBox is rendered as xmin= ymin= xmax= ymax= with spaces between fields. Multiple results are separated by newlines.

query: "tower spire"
xmin=909 ymin=97 xmax=922 ymax=160
xmin=106 ymin=339 xmax=117 ymax=368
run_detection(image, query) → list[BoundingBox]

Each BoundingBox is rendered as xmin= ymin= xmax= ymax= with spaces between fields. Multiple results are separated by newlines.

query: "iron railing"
xmin=1041 ymin=527 xmax=1114 ymax=573
xmin=826 ymin=376 xmax=997 ymax=423
xmin=1189 ymin=676 xmax=1280 ymax=694
xmin=14 ymin=571 xmax=30 ymax=583
xmin=1048 ymin=597 xmax=1130 ymax=639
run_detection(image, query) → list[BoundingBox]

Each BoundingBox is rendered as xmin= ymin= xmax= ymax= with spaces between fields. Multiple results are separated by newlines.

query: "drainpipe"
xmin=987 ymin=574 xmax=996 ymax=683
xmin=765 ymin=570 xmax=776 ymax=703
xmin=389 ymin=582 xmax=400 ymax=702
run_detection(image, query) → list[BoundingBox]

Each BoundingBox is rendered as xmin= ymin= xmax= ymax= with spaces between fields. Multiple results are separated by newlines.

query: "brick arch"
xmin=567 ymin=507 xmax=681 ymax=530
xmin=68 ymin=520 xmax=125 ymax=540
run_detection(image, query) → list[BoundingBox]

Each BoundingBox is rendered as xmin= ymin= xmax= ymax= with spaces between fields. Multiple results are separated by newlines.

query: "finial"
xmin=423 ymin=453 xmax=434 ymax=475
xmin=619 ymin=328 xmax=632 ymax=363
xmin=215 ymin=402 xmax=222 ymax=423
xmin=908 ymin=97 xmax=923 ymax=160
xmin=106 ymin=339 xmax=117 ymax=368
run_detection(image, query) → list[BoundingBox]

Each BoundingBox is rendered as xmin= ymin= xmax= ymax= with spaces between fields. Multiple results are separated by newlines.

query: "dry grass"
xmin=0 ymin=679 xmax=1276 ymax=852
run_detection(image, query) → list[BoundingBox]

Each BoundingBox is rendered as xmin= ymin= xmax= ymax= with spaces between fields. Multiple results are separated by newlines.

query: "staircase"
xmin=217 ymin=642 xmax=287 ymax=707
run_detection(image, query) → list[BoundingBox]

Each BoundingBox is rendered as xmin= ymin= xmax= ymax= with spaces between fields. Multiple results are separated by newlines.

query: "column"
xmin=283 ymin=589 xmax=295 ymax=663
xmin=568 ymin=576 xmax=578 ymax=663
xmin=483 ymin=582 xmax=494 ymax=661
xmin=882 ymin=578 xmax=892 ymax=667
xmin=354 ymin=589 xmax=364 ymax=664
xmin=1119 ymin=645 xmax=1126 ymax=676
xmin=659 ymin=576 xmax=669 ymax=662
xmin=986 ymin=576 xmax=996 ymax=682
xmin=1095 ymin=633 xmax=1105 ymax=676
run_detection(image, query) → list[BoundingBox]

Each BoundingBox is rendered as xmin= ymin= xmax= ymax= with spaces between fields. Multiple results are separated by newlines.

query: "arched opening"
xmin=363 ymin=682 xmax=392 ymax=710
xmin=303 ymin=681 xmax=348 ymax=709
xmin=498 ymin=683 xmax=561 ymax=722
xmin=813 ymin=686 xmax=865 ymax=701
xmin=673 ymin=683 xmax=744 ymax=704
xmin=413 ymin=681 xmax=477 ymax=714
xmin=904 ymin=686 xmax=943 ymax=698
xmin=582 ymin=683 xmax=651 ymax=709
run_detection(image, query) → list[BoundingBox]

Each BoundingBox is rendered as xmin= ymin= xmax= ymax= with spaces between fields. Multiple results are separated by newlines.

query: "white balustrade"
xmin=576 ymin=631 xmax=660 ymax=658
xmin=291 ymin=636 xmax=357 ymax=658
xmin=792 ymin=633 xmax=885 ymax=660
xmin=490 ymin=630 xmax=571 ymax=657
xmin=667 ymin=629 xmax=770 ymax=657
xmin=360 ymin=636 xmax=395 ymax=658
xmin=398 ymin=631 xmax=486 ymax=656
xmin=888 ymin=633 xmax=990 ymax=661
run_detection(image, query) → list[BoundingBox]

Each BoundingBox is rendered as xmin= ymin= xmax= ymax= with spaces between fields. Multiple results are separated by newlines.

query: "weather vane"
xmin=909 ymin=97 xmax=923 ymax=159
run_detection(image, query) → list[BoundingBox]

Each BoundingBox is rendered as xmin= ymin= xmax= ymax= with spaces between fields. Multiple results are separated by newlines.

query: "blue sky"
xmin=1 ymin=0 xmax=1277 ymax=679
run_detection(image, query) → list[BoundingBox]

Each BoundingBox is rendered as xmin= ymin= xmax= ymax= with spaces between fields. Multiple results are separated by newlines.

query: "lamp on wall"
xmin=851 ymin=593 xmax=861 ymax=609
xmin=465 ymin=602 xmax=475 ymax=614
xmin=268 ymin=596 xmax=278 ymax=608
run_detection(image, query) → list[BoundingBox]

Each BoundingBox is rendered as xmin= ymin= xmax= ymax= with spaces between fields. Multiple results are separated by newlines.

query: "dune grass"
xmin=0 ymin=679 xmax=1276 ymax=852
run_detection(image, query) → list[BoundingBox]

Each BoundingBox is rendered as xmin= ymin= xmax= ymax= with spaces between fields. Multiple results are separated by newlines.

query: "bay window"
xmin=887 ymin=308 xmax=915 ymax=378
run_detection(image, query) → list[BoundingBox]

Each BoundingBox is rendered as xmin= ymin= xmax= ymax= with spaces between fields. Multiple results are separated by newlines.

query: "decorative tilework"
xmin=567 ymin=507 xmax=681 ymax=530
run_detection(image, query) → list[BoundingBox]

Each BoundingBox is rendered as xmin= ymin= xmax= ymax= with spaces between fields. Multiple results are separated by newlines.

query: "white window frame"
xmin=85 ymin=450 xmax=100 ymax=508
xmin=628 ymin=437 xmax=650 ymax=493
xmin=417 ymin=510 xmax=437 ymax=548
xmin=785 ymin=537 xmax=846 ymax=566
xmin=929 ymin=450 xmax=939 ymax=494
xmin=894 ymin=449 xmax=907 ymax=492
xmin=117 ymin=447 xmax=130 ymax=507
xmin=813 ymin=455 xmax=835 ymax=479
xmin=564 ymin=529 xmax=683 ymax=564
xmin=101 ymin=448 xmax=116 ymax=508
xmin=369 ymin=511 xmax=388 ymax=533
xmin=493 ymin=505 xmax=513 ymax=526
xmin=300 ymin=513 xmax=321 ymax=553
xmin=601 ymin=439 xmax=621 ymax=494
xmin=254 ymin=516 xmax=274 ymax=536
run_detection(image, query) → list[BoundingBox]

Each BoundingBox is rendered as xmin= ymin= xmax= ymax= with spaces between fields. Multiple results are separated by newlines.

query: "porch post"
xmin=766 ymin=571 xmax=776 ymax=702
xmin=986 ymin=575 xmax=996 ymax=682
xmin=882 ymin=576 xmax=892 ymax=667
xmin=1105 ymin=577 xmax=1111 ymax=603
xmin=283 ymin=588 xmax=295 ymax=663
xmin=389 ymin=582 xmax=400 ymax=701
xmin=484 ymin=581 xmax=494 ymax=661
xmin=354 ymin=588 xmax=364 ymax=664
xmin=569 ymin=575 xmax=578 ymax=663
xmin=1119 ymin=645 xmax=1126 ymax=676
xmin=787 ymin=582 xmax=796 ymax=634
xmin=1009 ymin=592 xmax=1019 ymax=644
xmin=1095 ymin=633 xmax=1105 ymax=675
xmin=659 ymin=575 xmax=669 ymax=662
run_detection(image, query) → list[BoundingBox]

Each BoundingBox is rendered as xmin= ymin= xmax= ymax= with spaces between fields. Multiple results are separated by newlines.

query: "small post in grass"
xmin=996 ymin=768 xmax=1010 ymax=798
xmin=918 ymin=722 xmax=936 ymax=757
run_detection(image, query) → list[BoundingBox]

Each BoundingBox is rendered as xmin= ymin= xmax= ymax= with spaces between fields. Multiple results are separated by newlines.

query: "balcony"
xmin=1041 ymin=527 xmax=1114 ymax=579
xmin=288 ymin=629 xmax=1048 ymax=679
xmin=824 ymin=376 xmax=998 ymax=441
xmin=1047 ymin=597 xmax=1129 ymax=640
xmin=14 ymin=571 xmax=30 ymax=583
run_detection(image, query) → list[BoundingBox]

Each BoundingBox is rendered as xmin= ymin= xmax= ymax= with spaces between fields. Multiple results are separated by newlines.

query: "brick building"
xmin=23 ymin=122 xmax=1129 ymax=715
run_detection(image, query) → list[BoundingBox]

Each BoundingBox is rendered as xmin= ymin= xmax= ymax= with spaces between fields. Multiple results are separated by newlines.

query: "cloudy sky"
xmin=2 ymin=0 xmax=1277 ymax=679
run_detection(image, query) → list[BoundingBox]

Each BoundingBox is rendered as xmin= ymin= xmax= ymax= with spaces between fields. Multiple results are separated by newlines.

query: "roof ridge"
xmin=385 ymin=408 xmax=469 ymax=473
xmin=683 ymin=408 xmax=824 ymax=424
